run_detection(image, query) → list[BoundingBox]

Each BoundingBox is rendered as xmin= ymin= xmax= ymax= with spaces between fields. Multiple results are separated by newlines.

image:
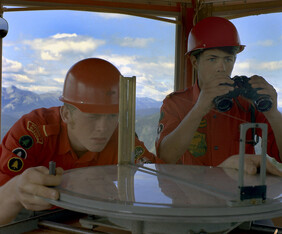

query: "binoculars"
xmin=214 ymin=76 xmax=272 ymax=112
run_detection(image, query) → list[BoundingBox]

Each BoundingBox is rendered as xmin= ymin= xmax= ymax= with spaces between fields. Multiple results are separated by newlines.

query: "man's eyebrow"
xmin=205 ymin=54 xmax=218 ymax=58
xmin=205 ymin=54 xmax=234 ymax=58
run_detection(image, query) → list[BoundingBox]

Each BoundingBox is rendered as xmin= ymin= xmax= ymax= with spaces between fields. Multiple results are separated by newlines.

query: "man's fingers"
xmin=19 ymin=191 xmax=53 ymax=211
xmin=19 ymin=181 xmax=60 ymax=200
xmin=246 ymin=155 xmax=282 ymax=177
xmin=15 ymin=166 xmax=62 ymax=211
xmin=265 ymin=160 xmax=282 ymax=177
xmin=244 ymin=163 xmax=257 ymax=175
xmin=23 ymin=167 xmax=63 ymax=187
xmin=218 ymin=154 xmax=282 ymax=177
xmin=56 ymin=167 xmax=64 ymax=175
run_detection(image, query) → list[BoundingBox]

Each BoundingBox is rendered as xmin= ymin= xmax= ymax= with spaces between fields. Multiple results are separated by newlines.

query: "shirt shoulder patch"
xmin=8 ymin=157 xmax=24 ymax=172
xmin=134 ymin=146 xmax=145 ymax=160
xmin=19 ymin=135 xmax=34 ymax=149
xmin=27 ymin=121 xmax=43 ymax=144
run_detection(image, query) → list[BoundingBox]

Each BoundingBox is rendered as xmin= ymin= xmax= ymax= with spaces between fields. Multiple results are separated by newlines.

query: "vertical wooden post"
xmin=175 ymin=4 xmax=195 ymax=90
xmin=0 ymin=6 xmax=4 ymax=140
xmin=118 ymin=75 xmax=136 ymax=165
xmin=118 ymin=75 xmax=136 ymax=202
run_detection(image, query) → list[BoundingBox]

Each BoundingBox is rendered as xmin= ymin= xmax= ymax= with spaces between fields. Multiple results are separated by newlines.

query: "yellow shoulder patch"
xmin=8 ymin=157 xmax=24 ymax=172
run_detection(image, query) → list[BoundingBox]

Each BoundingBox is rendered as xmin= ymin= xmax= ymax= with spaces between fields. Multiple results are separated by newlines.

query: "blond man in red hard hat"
xmin=0 ymin=58 xmax=160 ymax=225
xmin=156 ymin=17 xmax=282 ymax=175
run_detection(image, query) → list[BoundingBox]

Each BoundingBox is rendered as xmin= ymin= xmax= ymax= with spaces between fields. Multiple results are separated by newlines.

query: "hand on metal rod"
xmin=218 ymin=154 xmax=282 ymax=177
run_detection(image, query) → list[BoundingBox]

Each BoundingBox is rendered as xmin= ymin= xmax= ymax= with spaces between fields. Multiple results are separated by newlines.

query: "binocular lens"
xmin=216 ymin=98 xmax=233 ymax=112
xmin=255 ymin=97 xmax=273 ymax=112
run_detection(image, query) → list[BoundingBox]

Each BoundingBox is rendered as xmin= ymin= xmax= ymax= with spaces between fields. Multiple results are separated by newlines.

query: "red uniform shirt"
xmin=0 ymin=107 xmax=160 ymax=185
xmin=155 ymin=82 xmax=280 ymax=166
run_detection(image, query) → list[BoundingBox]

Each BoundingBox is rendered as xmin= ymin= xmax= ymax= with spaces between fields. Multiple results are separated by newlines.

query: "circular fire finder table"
xmin=47 ymin=164 xmax=282 ymax=233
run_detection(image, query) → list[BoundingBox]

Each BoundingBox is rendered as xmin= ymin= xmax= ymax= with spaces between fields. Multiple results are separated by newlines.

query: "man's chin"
xmin=88 ymin=144 xmax=107 ymax=153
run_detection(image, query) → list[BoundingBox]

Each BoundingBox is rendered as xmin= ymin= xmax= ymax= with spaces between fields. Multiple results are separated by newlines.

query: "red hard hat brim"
xmin=59 ymin=96 xmax=119 ymax=114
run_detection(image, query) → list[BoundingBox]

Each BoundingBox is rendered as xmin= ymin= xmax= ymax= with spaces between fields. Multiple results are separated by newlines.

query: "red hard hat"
xmin=187 ymin=17 xmax=245 ymax=54
xmin=59 ymin=58 xmax=120 ymax=113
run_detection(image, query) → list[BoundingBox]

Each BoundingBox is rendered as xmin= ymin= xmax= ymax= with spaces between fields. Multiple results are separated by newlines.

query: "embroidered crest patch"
xmin=27 ymin=121 xmax=43 ymax=144
xmin=134 ymin=146 xmax=145 ymax=159
xmin=8 ymin=157 xmax=24 ymax=172
xmin=19 ymin=135 xmax=33 ymax=149
xmin=157 ymin=123 xmax=164 ymax=135
xmin=199 ymin=118 xmax=207 ymax=128
xmin=12 ymin=148 xmax=27 ymax=159
xmin=188 ymin=131 xmax=207 ymax=157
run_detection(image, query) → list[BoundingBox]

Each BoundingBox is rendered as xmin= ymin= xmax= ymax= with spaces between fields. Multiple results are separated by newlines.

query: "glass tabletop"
xmin=50 ymin=164 xmax=282 ymax=220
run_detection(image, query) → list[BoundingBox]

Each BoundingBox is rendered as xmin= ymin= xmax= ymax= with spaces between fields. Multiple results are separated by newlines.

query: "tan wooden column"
xmin=118 ymin=75 xmax=136 ymax=165
xmin=117 ymin=75 xmax=136 ymax=201
xmin=0 ymin=6 xmax=4 ymax=140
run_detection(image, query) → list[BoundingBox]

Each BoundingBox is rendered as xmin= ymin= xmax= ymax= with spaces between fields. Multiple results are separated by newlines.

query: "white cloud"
xmin=101 ymin=55 xmax=136 ymax=67
xmin=24 ymin=33 xmax=106 ymax=60
xmin=16 ymin=85 xmax=61 ymax=93
xmin=98 ymin=54 xmax=174 ymax=100
xmin=5 ymin=73 xmax=34 ymax=83
xmin=95 ymin=12 xmax=129 ymax=19
xmin=24 ymin=64 xmax=48 ymax=75
xmin=117 ymin=37 xmax=155 ymax=48
xmin=233 ymin=59 xmax=282 ymax=76
xmin=53 ymin=77 xmax=65 ymax=84
xmin=232 ymin=59 xmax=282 ymax=107
xmin=3 ymin=47 xmax=173 ymax=101
xmin=3 ymin=58 xmax=23 ymax=72
xmin=256 ymin=40 xmax=274 ymax=47
xmin=259 ymin=61 xmax=282 ymax=70
xmin=51 ymin=33 xmax=77 ymax=39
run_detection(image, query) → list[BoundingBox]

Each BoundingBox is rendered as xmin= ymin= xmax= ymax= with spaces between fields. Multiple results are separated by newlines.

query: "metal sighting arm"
xmin=237 ymin=123 xmax=268 ymax=206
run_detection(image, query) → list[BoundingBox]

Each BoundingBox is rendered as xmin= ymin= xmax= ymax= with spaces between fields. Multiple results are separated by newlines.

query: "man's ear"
xmin=190 ymin=55 xmax=199 ymax=70
xmin=60 ymin=105 xmax=71 ymax=123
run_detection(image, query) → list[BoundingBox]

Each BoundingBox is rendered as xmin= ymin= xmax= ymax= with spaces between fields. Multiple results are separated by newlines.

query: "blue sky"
xmin=2 ymin=10 xmax=282 ymax=106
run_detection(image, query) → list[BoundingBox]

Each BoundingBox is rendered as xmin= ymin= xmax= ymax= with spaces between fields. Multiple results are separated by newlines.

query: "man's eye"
xmin=225 ymin=58 xmax=234 ymax=62
xmin=208 ymin=58 xmax=216 ymax=62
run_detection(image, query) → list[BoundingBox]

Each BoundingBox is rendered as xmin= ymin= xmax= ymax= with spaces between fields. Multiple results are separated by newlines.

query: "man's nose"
xmin=217 ymin=59 xmax=226 ymax=72
xmin=95 ymin=117 xmax=108 ymax=131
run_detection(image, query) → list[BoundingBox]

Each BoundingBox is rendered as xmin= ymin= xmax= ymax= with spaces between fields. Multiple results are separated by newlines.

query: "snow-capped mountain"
xmin=2 ymin=86 xmax=162 ymax=118
xmin=2 ymin=86 xmax=62 ymax=118
xmin=1 ymin=86 xmax=162 ymax=139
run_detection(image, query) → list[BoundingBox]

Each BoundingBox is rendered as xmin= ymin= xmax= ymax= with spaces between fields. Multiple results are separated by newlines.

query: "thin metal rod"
xmin=238 ymin=124 xmax=247 ymax=187
xmin=260 ymin=123 xmax=268 ymax=185
xmin=38 ymin=220 xmax=97 ymax=234
xmin=238 ymin=123 xmax=268 ymax=187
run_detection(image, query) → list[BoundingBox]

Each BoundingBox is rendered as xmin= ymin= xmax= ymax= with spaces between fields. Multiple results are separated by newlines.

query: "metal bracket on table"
xmin=230 ymin=123 xmax=268 ymax=206
xmin=0 ymin=210 xmax=85 ymax=234
xmin=80 ymin=216 xmax=143 ymax=234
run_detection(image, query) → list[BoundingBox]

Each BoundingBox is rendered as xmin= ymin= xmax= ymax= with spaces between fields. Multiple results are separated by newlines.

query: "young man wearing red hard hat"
xmin=0 ymin=58 xmax=161 ymax=225
xmin=156 ymin=17 xmax=282 ymax=175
